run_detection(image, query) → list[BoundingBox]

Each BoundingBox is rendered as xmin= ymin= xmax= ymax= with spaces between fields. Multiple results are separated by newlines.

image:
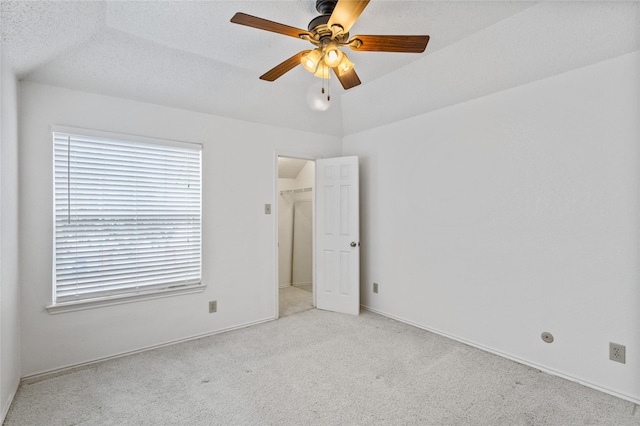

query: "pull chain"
xmin=319 ymin=73 xmax=330 ymax=102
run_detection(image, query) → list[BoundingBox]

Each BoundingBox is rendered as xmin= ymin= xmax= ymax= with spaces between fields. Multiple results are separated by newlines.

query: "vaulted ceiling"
xmin=1 ymin=1 xmax=638 ymax=136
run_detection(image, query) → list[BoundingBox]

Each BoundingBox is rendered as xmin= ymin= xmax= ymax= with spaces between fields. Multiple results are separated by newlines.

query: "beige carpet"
xmin=279 ymin=285 xmax=313 ymax=317
xmin=293 ymin=283 xmax=312 ymax=292
xmin=6 ymin=309 xmax=640 ymax=425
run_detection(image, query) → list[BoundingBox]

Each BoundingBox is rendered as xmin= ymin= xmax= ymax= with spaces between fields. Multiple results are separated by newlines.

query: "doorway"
xmin=277 ymin=156 xmax=315 ymax=317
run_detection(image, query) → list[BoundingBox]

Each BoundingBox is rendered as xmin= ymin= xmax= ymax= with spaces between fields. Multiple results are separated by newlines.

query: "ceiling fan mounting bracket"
xmin=299 ymin=34 xmax=319 ymax=45
xmin=349 ymin=38 xmax=363 ymax=49
xmin=330 ymin=24 xmax=346 ymax=38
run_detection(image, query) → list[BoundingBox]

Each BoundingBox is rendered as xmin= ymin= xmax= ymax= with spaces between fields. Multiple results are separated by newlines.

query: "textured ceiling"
xmin=1 ymin=1 xmax=638 ymax=136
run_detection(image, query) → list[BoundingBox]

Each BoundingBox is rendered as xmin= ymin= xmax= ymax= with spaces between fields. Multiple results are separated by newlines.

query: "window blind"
xmin=53 ymin=131 xmax=202 ymax=304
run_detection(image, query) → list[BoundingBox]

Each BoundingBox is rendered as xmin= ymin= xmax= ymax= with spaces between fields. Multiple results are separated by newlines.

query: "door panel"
xmin=315 ymin=156 xmax=360 ymax=315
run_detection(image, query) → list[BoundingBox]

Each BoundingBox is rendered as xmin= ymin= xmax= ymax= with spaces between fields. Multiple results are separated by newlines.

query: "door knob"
xmin=350 ymin=241 xmax=357 ymax=247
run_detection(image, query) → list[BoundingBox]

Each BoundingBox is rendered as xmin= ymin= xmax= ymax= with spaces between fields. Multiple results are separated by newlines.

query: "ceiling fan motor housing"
xmin=315 ymin=0 xmax=337 ymax=15
xmin=309 ymin=0 xmax=348 ymax=42
xmin=308 ymin=1 xmax=350 ymax=43
xmin=307 ymin=14 xmax=331 ymax=34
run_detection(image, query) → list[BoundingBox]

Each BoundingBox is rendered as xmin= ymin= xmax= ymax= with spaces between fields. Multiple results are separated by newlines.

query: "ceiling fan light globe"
xmin=313 ymin=64 xmax=331 ymax=79
xmin=323 ymin=45 xmax=343 ymax=67
xmin=336 ymin=56 xmax=354 ymax=76
xmin=306 ymin=83 xmax=330 ymax=111
xmin=300 ymin=49 xmax=322 ymax=73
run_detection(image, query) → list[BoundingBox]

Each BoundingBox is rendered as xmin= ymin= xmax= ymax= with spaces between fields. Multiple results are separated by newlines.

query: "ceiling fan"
xmin=230 ymin=0 xmax=430 ymax=91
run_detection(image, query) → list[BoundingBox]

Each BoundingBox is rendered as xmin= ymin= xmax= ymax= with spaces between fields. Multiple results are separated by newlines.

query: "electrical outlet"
xmin=373 ymin=282 xmax=378 ymax=294
xmin=610 ymin=342 xmax=626 ymax=364
xmin=209 ymin=300 xmax=217 ymax=313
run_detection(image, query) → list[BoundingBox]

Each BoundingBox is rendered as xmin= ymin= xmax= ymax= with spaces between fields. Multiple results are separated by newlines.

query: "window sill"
xmin=46 ymin=284 xmax=206 ymax=314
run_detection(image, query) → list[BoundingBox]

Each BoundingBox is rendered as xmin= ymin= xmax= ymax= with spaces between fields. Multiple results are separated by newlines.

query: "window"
xmin=51 ymin=128 xmax=202 ymax=312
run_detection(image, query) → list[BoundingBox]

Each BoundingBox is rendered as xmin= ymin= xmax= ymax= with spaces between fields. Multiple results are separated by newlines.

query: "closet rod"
xmin=280 ymin=187 xmax=312 ymax=195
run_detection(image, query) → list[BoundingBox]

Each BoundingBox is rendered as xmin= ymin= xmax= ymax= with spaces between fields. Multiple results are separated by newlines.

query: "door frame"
xmin=273 ymin=150 xmax=320 ymax=319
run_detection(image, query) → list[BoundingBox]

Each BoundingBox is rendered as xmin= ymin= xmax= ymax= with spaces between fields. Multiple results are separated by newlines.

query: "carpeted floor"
xmin=279 ymin=285 xmax=313 ymax=317
xmin=293 ymin=283 xmax=312 ymax=292
xmin=5 ymin=308 xmax=640 ymax=425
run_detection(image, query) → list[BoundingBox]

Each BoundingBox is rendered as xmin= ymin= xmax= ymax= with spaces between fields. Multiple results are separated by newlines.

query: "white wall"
xmin=344 ymin=51 xmax=640 ymax=402
xmin=278 ymin=177 xmax=296 ymax=287
xmin=292 ymin=199 xmax=312 ymax=285
xmin=291 ymin=161 xmax=314 ymax=286
xmin=292 ymin=161 xmax=314 ymax=190
xmin=19 ymin=81 xmax=341 ymax=376
xmin=0 ymin=48 xmax=21 ymax=421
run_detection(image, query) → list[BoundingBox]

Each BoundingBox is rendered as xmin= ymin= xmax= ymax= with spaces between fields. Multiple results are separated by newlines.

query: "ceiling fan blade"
xmin=332 ymin=67 xmax=361 ymax=90
xmin=349 ymin=35 xmax=430 ymax=53
xmin=328 ymin=0 xmax=370 ymax=34
xmin=260 ymin=51 xmax=311 ymax=82
xmin=231 ymin=12 xmax=312 ymax=39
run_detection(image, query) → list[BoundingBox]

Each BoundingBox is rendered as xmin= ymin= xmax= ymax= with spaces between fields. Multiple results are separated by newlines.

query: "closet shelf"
xmin=280 ymin=187 xmax=312 ymax=195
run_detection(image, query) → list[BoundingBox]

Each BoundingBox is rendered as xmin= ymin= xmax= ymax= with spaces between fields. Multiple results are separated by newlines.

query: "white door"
xmin=315 ymin=156 xmax=360 ymax=315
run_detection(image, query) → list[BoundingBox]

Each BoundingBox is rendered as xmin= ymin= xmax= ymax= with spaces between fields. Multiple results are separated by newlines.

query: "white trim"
xmin=22 ymin=315 xmax=276 ymax=383
xmin=361 ymin=304 xmax=640 ymax=406
xmin=51 ymin=125 xmax=202 ymax=150
xmin=275 ymin=150 xmax=320 ymax=162
xmin=46 ymin=284 xmax=206 ymax=314
xmin=1 ymin=378 xmax=19 ymax=424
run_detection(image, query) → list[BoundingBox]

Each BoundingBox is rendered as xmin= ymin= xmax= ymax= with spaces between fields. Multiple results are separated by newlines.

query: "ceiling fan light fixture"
xmin=336 ymin=55 xmax=354 ymax=76
xmin=301 ymin=49 xmax=322 ymax=73
xmin=314 ymin=63 xmax=331 ymax=79
xmin=323 ymin=43 xmax=343 ymax=67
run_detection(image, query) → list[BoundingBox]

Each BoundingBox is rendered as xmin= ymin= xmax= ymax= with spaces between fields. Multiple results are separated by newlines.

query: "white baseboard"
xmin=22 ymin=316 xmax=276 ymax=383
xmin=361 ymin=304 xmax=640 ymax=406
xmin=1 ymin=378 xmax=20 ymax=423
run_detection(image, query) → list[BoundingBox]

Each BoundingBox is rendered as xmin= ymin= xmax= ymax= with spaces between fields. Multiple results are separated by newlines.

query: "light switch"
xmin=265 ymin=204 xmax=272 ymax=214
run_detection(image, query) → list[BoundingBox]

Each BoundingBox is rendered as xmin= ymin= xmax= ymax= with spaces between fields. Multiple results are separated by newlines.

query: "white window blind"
xmin=53 ymin=131 xmax=202 ymax=305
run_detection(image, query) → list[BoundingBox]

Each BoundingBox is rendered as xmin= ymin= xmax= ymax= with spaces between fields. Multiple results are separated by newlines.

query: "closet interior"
xmin=278 ymin=157 xmax=314 ymax=293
